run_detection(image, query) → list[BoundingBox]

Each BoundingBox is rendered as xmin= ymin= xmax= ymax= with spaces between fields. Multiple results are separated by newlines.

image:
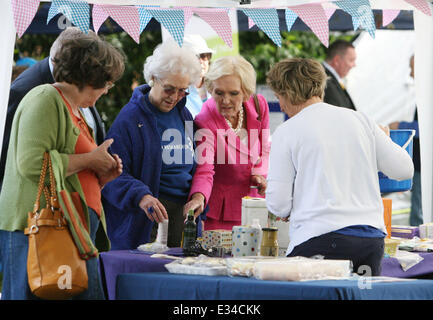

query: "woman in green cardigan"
xmin=0 ymin=34 xmax=124 ymax=300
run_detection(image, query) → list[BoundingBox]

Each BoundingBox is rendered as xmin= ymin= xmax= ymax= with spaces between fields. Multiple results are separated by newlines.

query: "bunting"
xmin=93 ymin=4 xmax=140 ymax=43
xmin=334 ymin=0 xmax=376 ymax=38
xmin=193 ymin=8 xmax=233 ymax=48
xmin=404 ymin=0 xmax=432 ymax=16
xmin=12 ymin=0 xmax=40 ymax=38
xmin=289 ymin=4 xmax=329 ymax=47
xmin=241 ymin=8 xmax=281 ymax=47
xmin=382 ymin=10 xmax=401 ymax=27
xmin=47 ymin=0 xmax=90 ymax=33
xmin=9 ymin=0 xmax=433 ymax=46
xmin=285 ymin=9 xmax=298 ymax=31
xmin=137 ymin=5 xmax=159 ymax=33
xmin=146 ymin=9 xmax=185 ymax=46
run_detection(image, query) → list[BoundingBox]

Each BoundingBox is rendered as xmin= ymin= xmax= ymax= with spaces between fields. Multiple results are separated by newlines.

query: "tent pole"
xmin=414 ymin=6 xmax=433 ymax=224
xmin=0 ymin=0 xmax=16 ymax=158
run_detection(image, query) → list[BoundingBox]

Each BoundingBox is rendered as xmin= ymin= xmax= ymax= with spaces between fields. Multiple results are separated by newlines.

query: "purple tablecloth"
xmin=380 ymin=252 xmax=433 ymax=278
xmin=99 ymin=249 xmax=433 ymax=300
xmin=99 ymin=248 xmax=183 ymax=300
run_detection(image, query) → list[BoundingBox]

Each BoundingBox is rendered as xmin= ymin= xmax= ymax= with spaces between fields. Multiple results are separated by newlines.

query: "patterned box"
xmin=202 ymin=229 xmax=232 ymax=250
xmin=391 ymin=225 xmax=419 ymax=239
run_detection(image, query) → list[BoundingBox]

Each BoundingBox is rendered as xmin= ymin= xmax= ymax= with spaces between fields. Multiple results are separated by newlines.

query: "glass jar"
xmin=260 ymin=227 xmax=279 ymax=257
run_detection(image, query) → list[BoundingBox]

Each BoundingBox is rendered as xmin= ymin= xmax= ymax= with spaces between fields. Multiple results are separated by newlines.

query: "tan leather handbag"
xmin=25 ymin=152 xmax=88 ymax=299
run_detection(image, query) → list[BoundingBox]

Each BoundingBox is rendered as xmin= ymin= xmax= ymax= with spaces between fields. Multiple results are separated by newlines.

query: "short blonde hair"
xmin=266 ymin=58 xmax=327 ymax=105
xmin=204 ymin=55 xmax=256 ymax=99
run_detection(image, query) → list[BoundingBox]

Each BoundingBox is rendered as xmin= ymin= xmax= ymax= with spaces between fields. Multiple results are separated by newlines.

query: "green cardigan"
xmin=0 ymin=84 xmax=109 ymax=251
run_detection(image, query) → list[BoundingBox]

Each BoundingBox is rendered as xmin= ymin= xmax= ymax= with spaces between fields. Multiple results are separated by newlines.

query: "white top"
xmin=266 ymin=102 xmax=414 ymax=255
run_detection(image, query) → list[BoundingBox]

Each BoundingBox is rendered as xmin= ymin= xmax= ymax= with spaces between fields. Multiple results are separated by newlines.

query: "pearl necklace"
xmin=225 ymin=108 xmax=244 ymax=134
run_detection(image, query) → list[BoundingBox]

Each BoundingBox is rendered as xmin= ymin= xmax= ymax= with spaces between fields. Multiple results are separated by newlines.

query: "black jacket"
xmin=323 ymin=65 xmax=356 ymax=111
xmin=1 ymin=57 xmax=106 ymax=186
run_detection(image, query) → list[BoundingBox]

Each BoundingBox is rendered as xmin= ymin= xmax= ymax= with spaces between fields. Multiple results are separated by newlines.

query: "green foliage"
xmin=96 ymin=32 xmax=162 ymax=128
xmin=14 ymin=29 xmax=355 ymax=130
xmin=238 ymin=31 xmax=357 ymax=84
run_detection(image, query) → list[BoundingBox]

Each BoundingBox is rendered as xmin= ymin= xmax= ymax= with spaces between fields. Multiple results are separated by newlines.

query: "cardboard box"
xmin=241 ymin=197 xmax=290 ymax=256
xmin=202 ymin=229 xmax=232 ymax=250
xmin=419 ymin=223 xmax=433 ymax=239
xmin=391 ymin=225 xmax=419 ymax=239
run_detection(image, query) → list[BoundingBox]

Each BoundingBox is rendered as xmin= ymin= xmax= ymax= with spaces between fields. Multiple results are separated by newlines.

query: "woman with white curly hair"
xmin=102 ymin=40 xmax=202 ymax=249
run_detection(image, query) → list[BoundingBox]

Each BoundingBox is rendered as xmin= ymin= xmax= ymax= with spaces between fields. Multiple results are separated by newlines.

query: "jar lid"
xmin=262 ymin=227 xmax=278 ymax=232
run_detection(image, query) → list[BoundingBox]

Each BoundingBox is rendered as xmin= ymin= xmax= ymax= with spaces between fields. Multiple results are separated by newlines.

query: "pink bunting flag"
xmin=324 ymin=8 xmax=337 ymax=20
xmin=180 ymin=7 xmax=194 ymax=26
xmin=92 ymin=5 xmax=109 ymax=34
xmin=289 ymin=3 xmax=329 ymax=47
xmin=382 ymin=10 xmax=400 ymax=27
xmin=404 ymin=0 xmax=432 ymax=16
xmin=93 ymin=5 xmax=140 ymax=43
xmin=12 ymin=0 xmax=40 ymax=38
xmin=192 ymin=8 xmax=233 ymax=48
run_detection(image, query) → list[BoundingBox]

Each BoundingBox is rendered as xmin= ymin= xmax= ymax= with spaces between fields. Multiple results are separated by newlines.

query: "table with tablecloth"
xmin=99 ymin=249 xmax=183 ymax=300
xmin=99 ymin=249 xmax=433 ymax=300
xmin=115 ymin=272 xmax=433 ymax=300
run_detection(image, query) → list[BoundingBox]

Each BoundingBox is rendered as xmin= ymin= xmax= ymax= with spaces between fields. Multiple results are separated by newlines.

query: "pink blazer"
xmin=189 ymin=94 xmax=271 ymax=223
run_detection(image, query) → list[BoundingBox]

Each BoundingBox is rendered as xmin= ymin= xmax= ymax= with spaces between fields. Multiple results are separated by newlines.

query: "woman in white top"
xmin=265 ymin=58 xmax=414 ymax=276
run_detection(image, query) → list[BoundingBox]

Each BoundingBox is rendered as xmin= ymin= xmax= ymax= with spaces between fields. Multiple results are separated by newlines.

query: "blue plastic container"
xmin=379 ymin=129 xmax=415 ymax=193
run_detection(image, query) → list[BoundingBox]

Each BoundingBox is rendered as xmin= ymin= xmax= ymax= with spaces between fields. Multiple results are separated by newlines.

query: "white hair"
xmin=143 ymin=40 xmax=201 ymax=85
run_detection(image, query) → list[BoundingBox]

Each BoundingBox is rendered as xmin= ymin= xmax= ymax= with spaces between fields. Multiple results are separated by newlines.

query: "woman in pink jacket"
xmin=184 ymin=56 xmax=270 ymax=230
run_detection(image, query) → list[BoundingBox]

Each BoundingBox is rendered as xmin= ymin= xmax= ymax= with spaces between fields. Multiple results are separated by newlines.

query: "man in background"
xmin=323 ymin=40 xmax=357 ymax=111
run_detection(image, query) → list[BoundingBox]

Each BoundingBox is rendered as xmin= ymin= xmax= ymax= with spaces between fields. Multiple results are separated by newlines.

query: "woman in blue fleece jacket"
xmin=102 ymin=41 xmax=202 ymax=249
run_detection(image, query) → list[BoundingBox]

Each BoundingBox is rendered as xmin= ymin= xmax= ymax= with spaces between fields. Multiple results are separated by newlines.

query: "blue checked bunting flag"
xmin=137 ymin=5 xmax=159 ymax=34
xmin=47 ymin=0 xmax=90 ymax=33
xmin=146 ymin=9 xmax=185 ymax=47
xmin=285 ymin=9 xmax=298 ymax=31
xmin=334 ymin=0 xmax=376 ymax=38
xmin=241 ymin=8 xmax=281 ymax=47
xmin=10 ymin=0 xmax=433 ymax=44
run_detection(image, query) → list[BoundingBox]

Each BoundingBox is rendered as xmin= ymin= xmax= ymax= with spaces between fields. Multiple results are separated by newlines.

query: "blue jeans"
xmin=410 ymin=171 xmax=423 ymax=226
xmin=0 ymin=208 xmax=105 ymax=300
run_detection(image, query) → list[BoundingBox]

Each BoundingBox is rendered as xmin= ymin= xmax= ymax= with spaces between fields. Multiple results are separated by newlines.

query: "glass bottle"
xmin=182 ymin=209 xmax=197 ymax=251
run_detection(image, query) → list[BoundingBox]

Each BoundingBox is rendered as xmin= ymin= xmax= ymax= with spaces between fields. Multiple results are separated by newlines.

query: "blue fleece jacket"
xmin=102 ymin=85 xmax=197 ymax=250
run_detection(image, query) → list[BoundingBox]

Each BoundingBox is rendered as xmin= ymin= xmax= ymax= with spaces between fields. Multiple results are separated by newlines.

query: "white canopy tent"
xmin=0 ymin=0 xmax=432 ymax=223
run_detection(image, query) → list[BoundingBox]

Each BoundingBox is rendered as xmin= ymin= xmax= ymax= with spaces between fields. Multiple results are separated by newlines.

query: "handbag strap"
xmin=253 ymin=94 xmax=261 ymax=121
xmin=33 ymin=152 xmax=60 ymax=213
xmin=33 ymin=153 xmax=49 ymax=213
xmin=46 ymin=153 xmax=60 ymax=210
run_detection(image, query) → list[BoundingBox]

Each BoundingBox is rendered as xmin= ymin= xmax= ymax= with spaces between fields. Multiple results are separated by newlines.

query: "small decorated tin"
xmin=231 ymin=226 xmax=260 ymax=257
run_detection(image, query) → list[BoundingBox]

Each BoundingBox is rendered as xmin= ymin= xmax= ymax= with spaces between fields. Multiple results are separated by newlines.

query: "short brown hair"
xmin=266 ymin=58 xmax=327 ymax=105
xmin=53 ymin=35 xmax=125 ymax=90
xmin=326 ymin=40 xmax=355 ymax=61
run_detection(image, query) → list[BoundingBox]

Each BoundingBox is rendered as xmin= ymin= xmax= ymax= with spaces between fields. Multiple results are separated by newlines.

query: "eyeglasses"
xmin=156 ymin=78 xmax=189 ymax=97
xmin=198 ymin=53 xmax=212 ymax=61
